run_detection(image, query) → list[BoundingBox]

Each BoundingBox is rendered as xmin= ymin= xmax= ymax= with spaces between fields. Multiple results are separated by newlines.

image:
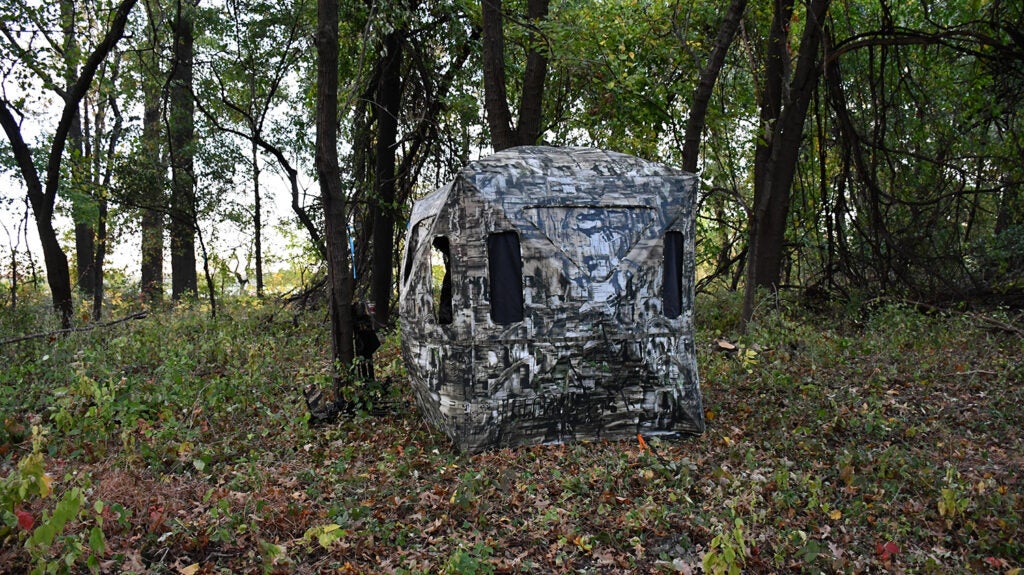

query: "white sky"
xmin=0 ymin=167 xmax=306 ymax=290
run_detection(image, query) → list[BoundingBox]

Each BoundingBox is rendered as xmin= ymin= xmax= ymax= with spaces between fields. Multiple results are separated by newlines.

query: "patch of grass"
xmin=1 ymin=293 xmax=1022 ymax=573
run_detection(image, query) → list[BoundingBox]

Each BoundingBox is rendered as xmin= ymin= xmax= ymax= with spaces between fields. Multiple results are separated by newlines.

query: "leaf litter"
xmin=0 ymin=298 xmax=1021 ymax=573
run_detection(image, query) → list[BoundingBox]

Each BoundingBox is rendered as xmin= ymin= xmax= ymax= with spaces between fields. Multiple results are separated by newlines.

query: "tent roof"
xmin=408 ymin=146 xmax=695 ymax=226
xmin=465 ymin=146 xmax=687 ymax=180
xmin=464 ymin=146 xmax=691 ymax=203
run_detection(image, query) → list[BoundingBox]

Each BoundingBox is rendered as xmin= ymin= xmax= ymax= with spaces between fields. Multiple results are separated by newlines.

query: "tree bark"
xmin=140 ymin=69 xmax=165 ymax=303
xmin=0 ymin=103 xmax=75 ymax=326
xmin=742 ymin=0 xmax=831 ymax=327
xmin=517 ymin=0 xmax=549 ymax=147
xmin=681 ymin=0 xmax=749 ymax=173
xmin=481 ymin=0 xmax=549 ymax=151
xmin=252 ymin=134 xmax=263 ymax=297
xmin=61 ymin=0 xmax=98 ymax=297
xmin=92 ymin=92 xmax=123 ymax=320
xmin=481 ymin=0 xmax=516 ymax=150
xmin=748 ymin=0 xmax=795 ymax=272
xmin=316 ymin=0 xmax=355 ymax=377
xmin=168 ymin=0 xmax=197 ymax=300
xmin=370 ymin=30 xmax=403 ymax=326
xmin=0 ymin=0 xmax=137 ymax=328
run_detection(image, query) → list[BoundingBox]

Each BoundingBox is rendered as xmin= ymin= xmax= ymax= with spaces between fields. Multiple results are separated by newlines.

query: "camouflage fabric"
xmin=399 ymin=146 xmax=704 ymax=453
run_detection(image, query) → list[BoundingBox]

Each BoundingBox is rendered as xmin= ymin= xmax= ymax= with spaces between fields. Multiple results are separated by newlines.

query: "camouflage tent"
xmin=399 ymin=146 xmax=704 ymax=452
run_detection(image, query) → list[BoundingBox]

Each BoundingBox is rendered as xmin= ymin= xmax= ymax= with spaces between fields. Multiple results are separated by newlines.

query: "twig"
xmin=951 ymin=369 xmax=997 ymax=376
xmin=967 ymin=312 xmax=1024 ymax=338
xmin=0 ymin=310 xmax=148 ymax=345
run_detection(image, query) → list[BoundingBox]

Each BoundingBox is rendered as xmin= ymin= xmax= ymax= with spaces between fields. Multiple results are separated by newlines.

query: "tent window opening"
xmin=431 ymin=236 xmax=453 ymax=325
xmin=402 ymin=222 xmax=421 ymax=285
xmin=663 ymin=231 xmax=684 ymax=319
xmin=488 ymin=231 xmax=524 ymax=324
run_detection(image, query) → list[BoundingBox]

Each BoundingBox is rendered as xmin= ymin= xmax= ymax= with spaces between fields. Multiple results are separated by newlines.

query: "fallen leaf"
xmin=16 ymin=509 xmax=34 ymax=530
xmin=983 ymin=557 xmax=1008 ymax=569
xmin=875 ymin=541 xmax=899 ymax=561
xmin=178 ymin=564 xmax=200 ymax=575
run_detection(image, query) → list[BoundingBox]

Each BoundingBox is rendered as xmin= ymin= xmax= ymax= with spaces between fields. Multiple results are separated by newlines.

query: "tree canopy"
xmin=1 ymin=0 xmax=1021 ymax=327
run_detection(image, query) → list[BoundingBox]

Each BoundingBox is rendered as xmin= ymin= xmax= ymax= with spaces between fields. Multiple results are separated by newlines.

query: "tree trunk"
xmin=140 ymin=72 xmax=165 ymax=302
xmin=73 ymin=200 xmax=96 ymax=297
xmin=370 ymin=30 xmax=403 ymax=326
xmin=517 ymin=0 xmax=549 ymax=147
xmin=92 ymin=93 xmax=123 ymax=320
xmin=92 ymin=194 xmax=107 ymax=320
xmin=61 ymin=0 xmax=98 ymax=298
xmin=742 ymin=0 xmax=831 ymax=327
xmin=169 ymin=0 xmax=197 ymax=300
xmin=252 ymin=135 xmax=264 ymax=297
xmin=481 ymin=0 xmax=550 ymax=151
xmin=481 ymin=0 xmax=516 ymax=151
xmin=316 ymin=0 xmax=355 ymax=379
xmin=681 ymin=0 xmax=749 ymax=173
xmin=744 ymin=0 xmax=795 ymax=291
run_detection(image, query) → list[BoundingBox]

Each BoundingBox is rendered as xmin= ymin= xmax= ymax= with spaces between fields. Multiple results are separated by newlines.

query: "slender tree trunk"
xmin=91 ymin=93 xmax=122 ymax=320
xmin=316 ymin=0 xmax=355 ymax=378
xmin=682 ymin=0 xmax=749 ymax=173
xmin=744 ymin=0 xmax=794 ymax=289
xmin=73 ymin=197 xmax=96 ymax=297
xmin=197 ymin=222 xmax=218 ymax=317
xmin=62 ymin=0 xmax=98 ymax=298
xmin=168 ymin=0 xmax=197 ymax=300
xmin=517 ymin=0 xmax=549 ymax=146
xmin=140 ymin=74 xmax=165 ymax=302
xmin=481 ymin=0 xmax=516 ymax=151
xmin=252 ymin=136 xmax=264 ymax=297
xmin=371 ymin=31 xmax=402 ymax=326
xmin=92 ymin=195 xmax=107 ymax=319
xmin=742 ymin=0 xmax=831 ymax=327
xmin=7 ymin=236 xmax=16 ymax=310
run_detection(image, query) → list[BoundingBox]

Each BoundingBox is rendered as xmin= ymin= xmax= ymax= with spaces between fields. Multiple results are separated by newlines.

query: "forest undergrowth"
xmin=1 ymin=291 xmax=1022 ymax=574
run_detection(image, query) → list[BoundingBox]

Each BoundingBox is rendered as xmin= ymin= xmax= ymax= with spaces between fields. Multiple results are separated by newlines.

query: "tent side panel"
xmin=400 ymin=147 xmax=705 ymax=453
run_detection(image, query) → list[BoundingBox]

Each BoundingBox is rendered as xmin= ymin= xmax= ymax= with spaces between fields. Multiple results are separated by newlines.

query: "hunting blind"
xmin=399 ymin=146 xmax=704 ymax=452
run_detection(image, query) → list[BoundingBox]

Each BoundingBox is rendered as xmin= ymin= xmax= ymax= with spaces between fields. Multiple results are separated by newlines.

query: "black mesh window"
xmin=488 ymin=231 xmax=524 ymax=324
xmin=402 ymin=222 xmax=420 ymax=285
xmin=663 ymin=231 xmax=684 ymax=319
xmin=432 ymin=236 xmax=453 ymax=325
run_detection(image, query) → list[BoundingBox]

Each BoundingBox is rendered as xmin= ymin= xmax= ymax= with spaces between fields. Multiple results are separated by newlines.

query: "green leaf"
xmin=89 ymin=525 xmax=106 ymax=555
xmin=302 ymin=523 xmax=345 ymax=549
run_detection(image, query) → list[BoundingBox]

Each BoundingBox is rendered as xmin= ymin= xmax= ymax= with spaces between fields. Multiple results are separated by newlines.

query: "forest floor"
xmin=1 ymin=292 xmax=1022 ymax=574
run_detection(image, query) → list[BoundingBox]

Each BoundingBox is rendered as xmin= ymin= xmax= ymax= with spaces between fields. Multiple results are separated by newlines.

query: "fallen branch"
xmin=967 ymin=312 xmax=1024 ymax=338
xmin=1 ymin=310 xmax=149 ymax=345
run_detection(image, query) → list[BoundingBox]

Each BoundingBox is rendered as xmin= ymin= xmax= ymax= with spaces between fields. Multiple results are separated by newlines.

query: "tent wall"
xmin=399 ymin=147 xmax=704 ymax=452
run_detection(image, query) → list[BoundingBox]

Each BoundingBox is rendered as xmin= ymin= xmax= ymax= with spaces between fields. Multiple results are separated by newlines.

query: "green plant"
xmin=1 ymin=427 xmax=108 ymax=574
xmin=937 ymin=464 xmax=971 ymax=529
xmin=702 ymin=518 xmax=748 ymax=575
xmin=442 ymin=542 xmax=495 ymax=575
xmin=1 ymin=427 xmax=52 ymax=546
xmin=301 ymin=523 xmax=346 ymax=549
